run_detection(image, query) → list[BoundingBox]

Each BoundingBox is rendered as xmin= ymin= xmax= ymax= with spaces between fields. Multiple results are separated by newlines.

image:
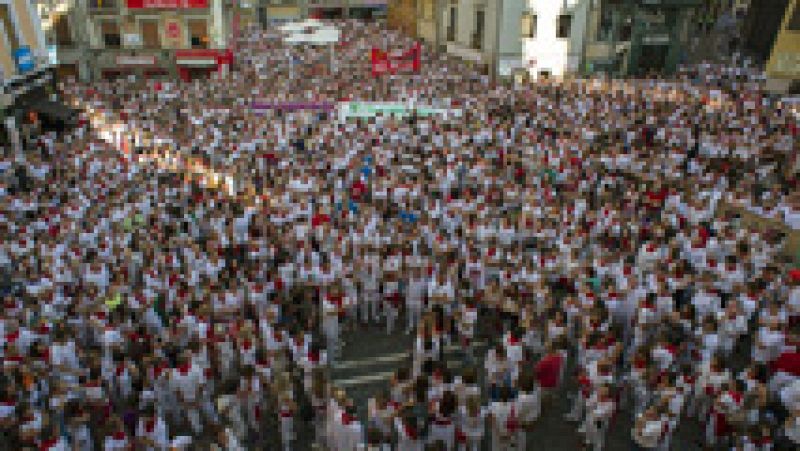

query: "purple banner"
xmin=251 ymin=102 xmax=335 ymax=111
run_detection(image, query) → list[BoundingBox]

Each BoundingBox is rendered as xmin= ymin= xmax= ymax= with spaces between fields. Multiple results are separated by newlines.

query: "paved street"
xmin=327 ymin=318 xmax=707 ymax=451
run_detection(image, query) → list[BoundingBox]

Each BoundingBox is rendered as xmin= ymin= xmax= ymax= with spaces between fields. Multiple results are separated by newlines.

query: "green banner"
xmin=338 ymin=102 xmax=461 ymax=120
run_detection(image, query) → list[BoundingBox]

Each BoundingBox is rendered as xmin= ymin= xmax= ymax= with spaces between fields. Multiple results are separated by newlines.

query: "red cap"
xmin=789 ymin=269 xmax=800 ymax=283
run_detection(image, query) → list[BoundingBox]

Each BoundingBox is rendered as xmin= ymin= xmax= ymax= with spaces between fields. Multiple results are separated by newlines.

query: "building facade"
xmin=522 ymin=0 xmax=590 ymax=80
xmin=261 ymin=0 xmax=305 ymax=25
xmin=305 ymin=0 xmax=385 ymax=19
xmin=46 ymin=0 xmax=237 ymax=82
xmin=2 ymin=0 xmax=69 ymax=154
xmin=2 ymin=0 xmax=54 ymax=127
xmin=1 ymin=0 xmax=47 ymax=80
xmin=581 ymin=0 xmax=700 ymax=77
xmin=765 ymin=0 xmax=799 ymax=92
xmin=432 ymin=0 xmax=525 ymax=78
xmin=387 ymin=0 xmax=417 ymax=37
xmin=415 ymin=0 xmax=437 ymax=44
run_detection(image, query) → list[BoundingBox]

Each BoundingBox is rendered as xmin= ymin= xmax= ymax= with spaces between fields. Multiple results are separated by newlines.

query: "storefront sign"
xmin=175 ymin=49 xmax=227 ymax=67
xmin=13 ymin=47 xmax=35 ymax=74
xmin=126 ymin=0 xmax=208 ymax=8
xmin=123 ymin=33 xmax=142 ymax=46
xmin=642 ymin=34 xmax=670 ymax=45
xmin=116 ymin=55 xmax=157 ymax=66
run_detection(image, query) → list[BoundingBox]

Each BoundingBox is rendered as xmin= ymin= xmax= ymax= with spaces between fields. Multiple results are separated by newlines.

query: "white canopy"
xmin=277 ymin=19 xmax=323 ymax=33
xmin=284 ymin=26 xmax=341 ymax=45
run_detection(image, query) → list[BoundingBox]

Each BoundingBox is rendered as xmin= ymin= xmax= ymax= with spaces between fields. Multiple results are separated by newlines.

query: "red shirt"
xmin=351 ymin=180 xmax=366 ymax=200
xmin=535 ymin=353 xmax=563 ymax=388
xmin=771 ymin=352 xmax=800 ymax=376
xmin=311 ymin=214 xmax=330 ymax=228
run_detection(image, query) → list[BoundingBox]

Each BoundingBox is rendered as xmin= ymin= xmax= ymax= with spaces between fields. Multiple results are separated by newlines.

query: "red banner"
xmin=371 ymin=42 xmax=421 ymax=77
xmin=126 ymin=0 xmax=208 ymax=8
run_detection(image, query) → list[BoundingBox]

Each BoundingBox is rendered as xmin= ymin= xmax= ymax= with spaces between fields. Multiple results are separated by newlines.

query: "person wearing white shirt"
xmin=135 ymin=406 xmax=169 ymax=451
xmin=172 ymin=356 xmax=202 ymax=433
xmin=515 ymin=374 xmax=540 ymax=449
xmin=405 ymin=268 xmax=427 ymax=334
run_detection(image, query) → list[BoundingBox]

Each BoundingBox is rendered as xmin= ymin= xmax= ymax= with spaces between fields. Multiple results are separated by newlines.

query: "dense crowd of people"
xmin=1 ymin=20 xmax=799 ymax=450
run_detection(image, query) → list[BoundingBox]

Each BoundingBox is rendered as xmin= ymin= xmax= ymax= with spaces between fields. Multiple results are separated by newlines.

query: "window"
xmin=188 ymin=19 xmax=208 ymax=49
xmin=447 ymin=7 xmax=456 ymax=42
xmin=557 ymin=14 xmax=572 ymax=39
xmin=787 ymin=5 xmax=800 ymax=31
xmin=0 ymin=5 xmax=19 ymax=52
xmin=620 ymin=21 xmax=632 ymax=41
xmin=521 ymin=12 xmax=536 ymax=38
xmin=54 ymin=14 xmax=73 ymax=46
xmin=472 ymin=10 xmax=484 ymax=49
xmin=101 ymin=20 xmax=121 ymax=48
xmin=141 ymin=20 xmax=160 ymax=48
xmin=597 ymin=3 xmax=612 ymax=41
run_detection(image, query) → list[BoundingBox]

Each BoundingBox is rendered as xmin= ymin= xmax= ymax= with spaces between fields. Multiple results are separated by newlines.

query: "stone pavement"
xmin=328 ymin=320 xmax=707 ymax=451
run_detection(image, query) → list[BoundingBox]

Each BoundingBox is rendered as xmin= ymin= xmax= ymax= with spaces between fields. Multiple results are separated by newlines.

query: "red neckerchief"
xmin=5 ymin=331 xmax=19 ymax=343
xmin=177 ymin=364 xmax=191 ymax=375
xmin=403 ymin=421 xmax=418 ymax=439
xmin=38 ymin=438 xmax=59 ymax=451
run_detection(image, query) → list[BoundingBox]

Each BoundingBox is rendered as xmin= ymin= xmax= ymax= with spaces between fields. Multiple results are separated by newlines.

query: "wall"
xmin=766 ymin=0 xmax=799 ymax=83
xmin=741 ymin=0 xmax=790 ymax=63
xmin=499 ymin=0 xmax=523 ymax=55
xmin=1 ymin=0 xmax=48 ymax=80
xmin=439 ymin=0 xmax=491 ymax=62
xmin=523 ymin=0 xmax=588 ymax=79
xmin=12 ymin=0 xmax=41 ymax=52
xmin=0 ymin=19 xmax=13 ymax=78
xmin=387 ymin=0 xmax=417 ymax=37
xmin=497 ymin=0 xmax=525 ymax=75
xmin=416 ymin=0 xmax=436 ymax=44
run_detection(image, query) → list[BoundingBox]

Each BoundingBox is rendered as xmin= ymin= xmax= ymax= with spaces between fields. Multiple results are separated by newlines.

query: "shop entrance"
xmin=56 ymin=64 xmax=78 ymax=83
xmin=178 ymin=66 xmax=216 ymax=82
xmin=310 ymin=8 xmax=344 ymax=19
xmin=349 ymin=7 xmax=385 ymax=20
xmin=638 ymin=44 xmax=669 ymax=75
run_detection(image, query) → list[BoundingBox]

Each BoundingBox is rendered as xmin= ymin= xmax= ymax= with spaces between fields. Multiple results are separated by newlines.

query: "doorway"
xmin=310 ymin=8 xmax=344 ymax=19
xmin=56 ymin=64 xmax=78 ymax=83
xmin=638 ymin=44 xmax=669 ymax=75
